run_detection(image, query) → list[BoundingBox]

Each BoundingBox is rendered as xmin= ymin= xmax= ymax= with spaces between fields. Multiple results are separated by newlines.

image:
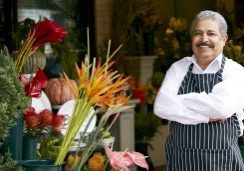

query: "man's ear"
xmin=224 ymin=35 xmax=228 ymax=44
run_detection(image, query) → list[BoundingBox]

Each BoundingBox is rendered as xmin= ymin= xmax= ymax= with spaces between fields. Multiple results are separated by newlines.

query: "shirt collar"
xmin=190 ymin=53 xmax=224 ymax=73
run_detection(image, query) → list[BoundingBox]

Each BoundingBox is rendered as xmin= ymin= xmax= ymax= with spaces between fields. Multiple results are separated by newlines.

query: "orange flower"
xmin=88 ymin=152 xmax=106 ymax=171
xmin=65 ymin=57 xmax=130 ymax=110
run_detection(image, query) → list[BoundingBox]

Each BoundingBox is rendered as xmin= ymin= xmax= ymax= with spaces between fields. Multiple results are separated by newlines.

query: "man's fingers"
xmin=209 ymin=118 xmax=226 ymax=122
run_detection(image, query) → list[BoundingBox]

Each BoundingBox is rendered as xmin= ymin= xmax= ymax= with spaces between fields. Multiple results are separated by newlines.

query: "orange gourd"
xmin=44 ymin=78 xmax=77 ymax=105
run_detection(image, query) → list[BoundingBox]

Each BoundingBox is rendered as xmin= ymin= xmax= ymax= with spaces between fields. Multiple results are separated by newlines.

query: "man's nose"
xmin=202 ymin=33 xmax=209 ymax=42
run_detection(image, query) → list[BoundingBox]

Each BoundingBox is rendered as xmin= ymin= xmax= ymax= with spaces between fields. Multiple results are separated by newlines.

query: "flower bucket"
xmin=19 ymin=160 xmax=63 ymax=171
xmin=2 ymin=115 xmax=23 ymax=160
xmin=22 ymin=134 xmax=38 ymax=160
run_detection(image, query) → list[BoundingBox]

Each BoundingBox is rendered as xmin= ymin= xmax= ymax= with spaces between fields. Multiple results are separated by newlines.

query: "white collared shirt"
xmin=154 ymin=53 xmax=244 ymax=135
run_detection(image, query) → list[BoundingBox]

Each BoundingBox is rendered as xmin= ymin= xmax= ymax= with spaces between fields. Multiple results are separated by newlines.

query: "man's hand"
xmin=209 ymin=118 xmax=226 ymax=122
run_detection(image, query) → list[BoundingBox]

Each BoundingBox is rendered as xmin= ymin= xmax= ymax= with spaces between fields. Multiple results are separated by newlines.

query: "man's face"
xmin=191 ymin=18 xmax=227 ymax=62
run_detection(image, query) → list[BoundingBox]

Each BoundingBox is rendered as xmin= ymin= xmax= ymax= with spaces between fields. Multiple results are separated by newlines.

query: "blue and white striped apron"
xmin=166 ymin=57 xmax=244 ymax=171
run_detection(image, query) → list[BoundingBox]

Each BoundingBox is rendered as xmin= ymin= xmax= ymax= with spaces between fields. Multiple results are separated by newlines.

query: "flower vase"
xmin=22 ymin=134 xmax=38 ymax=160
xmin=19 ymin=160 xmax=64 ymax=171
xmin=143 ymin=32 xmax=155 ymax=55
xmin=1 ymin=114 xmax=23 ymax=161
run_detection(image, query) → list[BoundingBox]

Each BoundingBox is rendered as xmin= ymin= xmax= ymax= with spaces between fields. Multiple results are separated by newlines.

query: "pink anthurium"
xmin=19 ymin=68 xmax=47 ymax=98
xmin=104 ymin=145 xmax=149 ymax=171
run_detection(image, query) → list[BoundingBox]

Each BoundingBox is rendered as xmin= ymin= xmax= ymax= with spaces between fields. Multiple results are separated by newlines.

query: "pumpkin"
xmin=44 ymin=78 xmax=78 ymax=105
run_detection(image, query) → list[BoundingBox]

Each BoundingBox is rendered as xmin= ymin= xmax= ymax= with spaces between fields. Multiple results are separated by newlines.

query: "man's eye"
xmin=208 ymin=32 xmax=217 ymax=36
xmin=193 ymin=32 xmax=202 ymax=36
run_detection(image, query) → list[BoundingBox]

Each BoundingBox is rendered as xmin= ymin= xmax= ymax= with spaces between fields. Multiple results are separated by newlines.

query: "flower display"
xmin=24 ymin=107 xmax=65 ymax=136
xmin=50 ymin=30 xmax=147 ymax=171
xmin=14 ymin=19 xmax=67 ymax=74
xmin=7 ymin=15 xmax=149 ymax=169
xmin=0 ymin=17 xmax=66 ymax=168
xmin=55 ymin=36 xmax=131 ymax=165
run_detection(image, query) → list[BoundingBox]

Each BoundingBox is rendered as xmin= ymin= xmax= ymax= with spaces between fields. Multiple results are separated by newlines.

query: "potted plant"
xmin=135 ymin=107 xmax=162 ymax=170
xmin=0 ymin=47 xmax=27 ymax=169
xmin=22 ymin=107 xmax=65 ymax=160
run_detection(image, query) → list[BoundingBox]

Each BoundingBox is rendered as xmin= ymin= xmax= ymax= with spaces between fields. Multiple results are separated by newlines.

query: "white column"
xmin=125 ymin=55 xmax=157 ymax=85
xmin=110 ymin=99 xmax=139 ymax=151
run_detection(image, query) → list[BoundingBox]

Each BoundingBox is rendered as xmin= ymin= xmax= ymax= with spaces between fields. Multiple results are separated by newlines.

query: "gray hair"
xmin=190 ymin=10 xmax=228 ymax=38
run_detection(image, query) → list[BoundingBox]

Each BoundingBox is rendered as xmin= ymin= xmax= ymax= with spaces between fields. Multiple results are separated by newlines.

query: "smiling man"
xmin=154 ymin=10 xmax=244 ymax=171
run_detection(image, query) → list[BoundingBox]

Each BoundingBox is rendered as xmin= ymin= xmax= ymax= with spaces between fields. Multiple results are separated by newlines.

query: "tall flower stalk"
xmin=55 ymin=29 xmax=130 ymax=165
xmin=14 ymin=19 xmax=67 ymax=74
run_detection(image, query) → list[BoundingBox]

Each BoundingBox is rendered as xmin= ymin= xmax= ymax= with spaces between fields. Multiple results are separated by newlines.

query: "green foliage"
xmin=0 ymin=47 xmax=27 ymax=170
xmin=52 ymin=39 xmax=78 ymax=80
xmin=11 ymin=18 xmax=35 ymax=49
xmin=0 ymin=151 xmax=17 ymax=170
xmin=0 ymin=47 xmax=27 ymax=141
xmin=38 ymin=136 xmax=62 ymax=160
xmin=224 ymin=40 xmax=244 ymax=66
xmin=151 ymin=72 xmax=165 ymax=88
xmin=135 ymin=109 xmax=161 ymax=143
xmin=154 ymin=17 xmax=192 ymax=73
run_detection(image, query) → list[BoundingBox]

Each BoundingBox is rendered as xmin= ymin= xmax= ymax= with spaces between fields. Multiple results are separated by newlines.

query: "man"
xmin=154 ymin=10 xmax=244 ymax=171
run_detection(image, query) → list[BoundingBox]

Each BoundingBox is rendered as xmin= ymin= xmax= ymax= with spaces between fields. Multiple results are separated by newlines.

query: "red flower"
xmin=52 ymin=115 xmax=65 ymax=133
xmin=39 ymin=109 xmax=53 ymax=126
xmin=25 ymin=107 xmax=36 ymax=115
xmin=24 ymin=107 xmax=65 ymax=135
xmin=24 ymin=112 xmax=41 ymax=129
xmin=52 ymin=115 xmax=65 ymax=128
xmin=53 ymin=127 xmax=62 ymax=133
xmin=32 ymin=19 xmax=68 ymax=49
xmin=20 ymin=68 xmax=47 ymax=98
xmin=133 ymin=89 xmax=147 ymax=103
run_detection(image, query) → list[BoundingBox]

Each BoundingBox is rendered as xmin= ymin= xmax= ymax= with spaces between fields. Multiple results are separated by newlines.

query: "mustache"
xmin=196 ymin=42 xmax=214 ymax=48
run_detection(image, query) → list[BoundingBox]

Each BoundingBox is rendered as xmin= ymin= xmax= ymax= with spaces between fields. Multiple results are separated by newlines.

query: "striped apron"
xmin=165 ymin=57 xmax=244 ymax=171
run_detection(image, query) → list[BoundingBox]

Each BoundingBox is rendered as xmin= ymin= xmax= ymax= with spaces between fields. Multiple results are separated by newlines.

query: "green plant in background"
xmin=38 ymin=136 xmax=63 ymax=160
xmin=0 ymin=47 xmax=27 ymax=140
xmin=52 ymin=39 xmax=78 ymax=80
xmin=154 ymin=17 xmax=192 ymax=73
xmin=135 ymin=109 xmax=161 ymax=145
xmin=151 ymin=72 xmax=165 ymax=88
xmin=49 ymin=0 xmax=85 ymax=80
xmin=147 ymin=72 xmax=165 ymax=108
xmin=11 ymin=18 xmax=36 ymax=50
xmin=109 ymin=0 xmax=160 ymax=72
xmin=0 ymin=47 xmax=28 ymax=169
xmin=224 ymin=40 xmax=244 ymax=66
xmin=0 ymin=151 xmax=17 ymax=170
